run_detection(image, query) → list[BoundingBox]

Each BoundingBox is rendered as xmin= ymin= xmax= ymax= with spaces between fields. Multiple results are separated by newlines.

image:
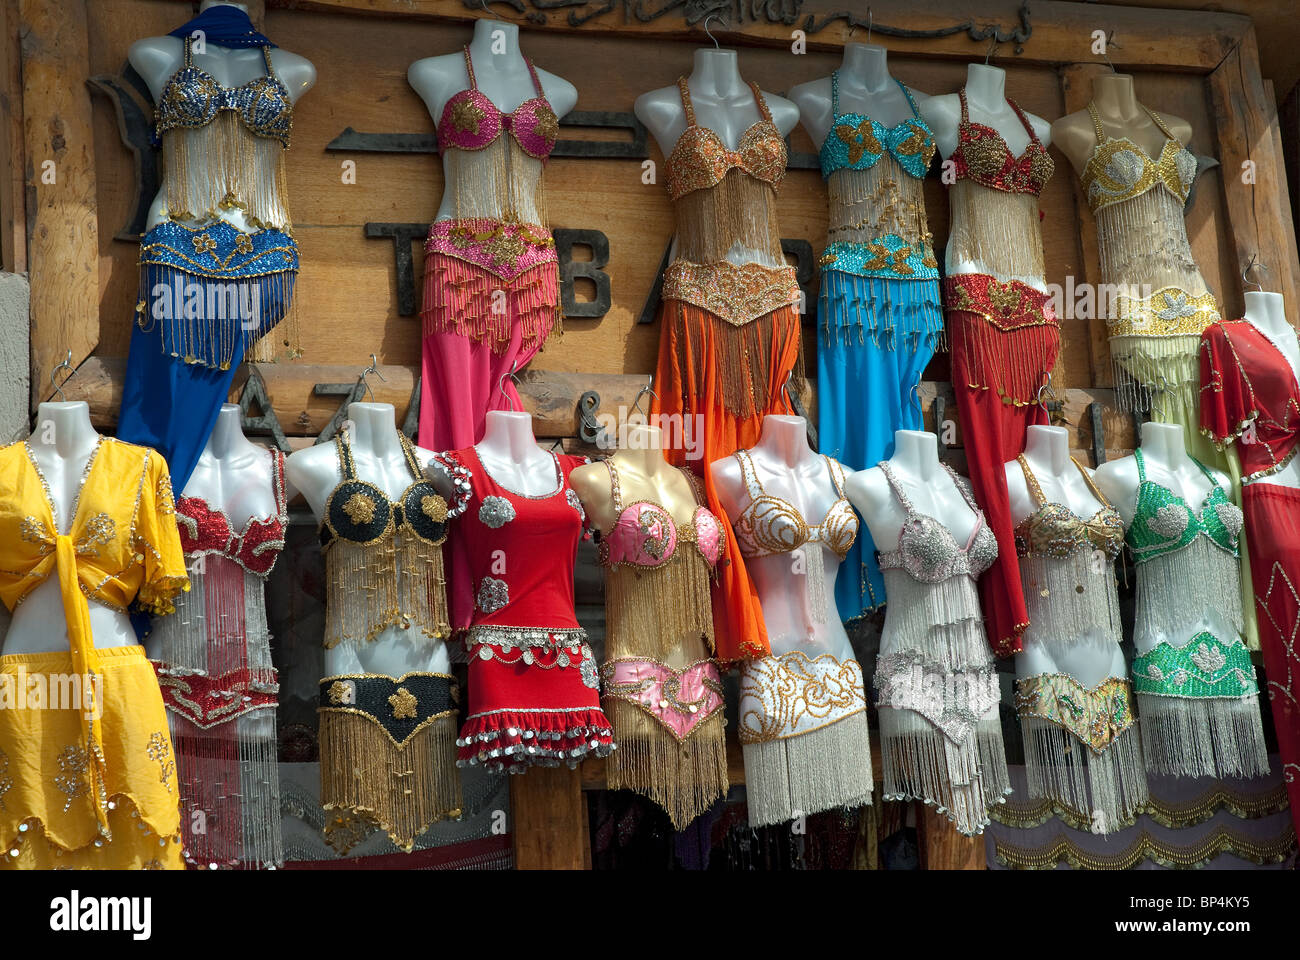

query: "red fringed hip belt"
xmin=944 ymin=273 xmax=1059 ymax=406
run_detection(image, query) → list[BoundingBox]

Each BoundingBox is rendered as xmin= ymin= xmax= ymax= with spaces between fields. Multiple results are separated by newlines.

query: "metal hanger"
xmin=985 ymin=35 xmax=1000 ymax=65
xmin=1101 ymin=31 xmax=1120 ymax=72
xmin=631 ymin=376 xmax=658 ymax=421
xmin=358 ymin=354 xmax=385 ymax=402
xmin=498 ymin=359 xmax=520 ymax=407
xmin=1243 ymin=253 xmax=1266 ymax=292
xmin=867 ymin=8 xmax=872 ymax=45
xmin=50 ymin=349 xmax=73 ymax=402
xmin=703 ymin=14 xmax=723 ymax=49
xmin=1036 ymin=371 xmax=1055 ymax=407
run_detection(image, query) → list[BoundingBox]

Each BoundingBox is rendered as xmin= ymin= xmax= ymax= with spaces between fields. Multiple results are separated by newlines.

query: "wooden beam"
xmin=20 ymin=0 xmax=98 ymax=407
xmin=0 ymin=0 xmax=25 ymax=274
xmin=917 ymin=803 xmax=986 ymax=870
xmin=1209 ymin=26 xmax=1300 ymax=309
xmin=509 ymin=766 xmax=589 ymax=870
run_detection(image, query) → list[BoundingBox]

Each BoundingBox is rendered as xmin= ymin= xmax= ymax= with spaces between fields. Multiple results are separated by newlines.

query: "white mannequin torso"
xmin=2 ymin=403 xmax=136 ymax=655
xmin=569 ymin=425 xmax=698 ymax=536
xmin=129 ymin=1 xmax=316 ymax=233
xmin=788 ymin=42 xmax=929 ymax=150
xmin=710 ymin=416 xmax=851 ymax=658
xmin=180 ymin=404 xmax=289 ymax=529
xmin=285 ymin=402 xmax=449 ymax=676
xmin=408 ymin=19 xmax=577 ymax=224
xmin=452 ymin=410 xmax=564 ymax=499
xmin=846 ymin=430 xmax=982 ymax=557
xmin=1241 ymin=290 xmax=1300 ymax=491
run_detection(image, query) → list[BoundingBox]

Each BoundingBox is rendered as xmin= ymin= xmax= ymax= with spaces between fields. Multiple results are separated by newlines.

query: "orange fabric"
xmin=651 ymin=300 xmax=803 ymax=663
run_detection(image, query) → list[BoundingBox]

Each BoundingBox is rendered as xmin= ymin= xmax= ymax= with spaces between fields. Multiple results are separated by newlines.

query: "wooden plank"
xmin=21 ymin=0 xmax=98 ymax=406
xmin=1209 ymin=27 xmax=1300 ymax=309
xmin=0 ymin=0 xmax=25 ymax=274
xmin=509 ymin=766 xmax=589 ymax=870
xmin=917 ymin=803 xmax=986 ymax=870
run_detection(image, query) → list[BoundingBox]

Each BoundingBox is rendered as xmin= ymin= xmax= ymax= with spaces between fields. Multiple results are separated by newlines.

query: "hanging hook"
xmin=498 ymin=359 xmax=521 ymax=407
xmin=985 ymin=35 xmax=1000 ymax=65
xmin=1036 ymin=371 xmax=1055 ymax=408
xmin=476 ymin=0 xmax=490 ymax=13
xmin=357 ymin=353 xmax=386 ymax=402
xmin=867 ymin=8 xmax=872 ymax=46
xmin=631 ymin=376 xmax=658 ymax=422
xmin=1243 ymin=254 xmax=1266 ymax=292
xmin=50 ymin=349 xmax=73 ymax=402
xmin=1100 ymin=31 xmax=1121 ymax=72
xmin=703 ymin=13 xmax=723 ymax=50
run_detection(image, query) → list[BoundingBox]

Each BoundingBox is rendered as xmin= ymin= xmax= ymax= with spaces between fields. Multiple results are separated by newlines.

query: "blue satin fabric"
xmin=818 ymin=271 xmax=942 ymax=619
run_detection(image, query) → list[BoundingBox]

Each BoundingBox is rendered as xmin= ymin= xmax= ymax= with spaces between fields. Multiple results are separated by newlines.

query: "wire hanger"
xmin=1100 ymin=31 xmax=1121 ymax=72
xmin=498 ymin=359 xmax=520 ymax=407
xmin=358 ymin=353 xmax=385 ymax=402
xmin=703 ymin=14 xmax=723 ymax=49
xmin=1243 ymin=253 xmax=1266 ymax=292
xmin=1036 ymin=371 xmax=1055 ymax=408
xmin=867 ymin=8 xmax=872 ymax=45
xmin=631 ymin=376 xmax=658 ymax=422
xmin=985 ymin=35 xmax=1000 ymax=65
xmin=50 ymin=349 xmax=73 ymax=402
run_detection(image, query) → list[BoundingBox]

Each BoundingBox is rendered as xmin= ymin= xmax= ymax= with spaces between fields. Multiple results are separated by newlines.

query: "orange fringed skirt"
xmin=651 ymin=297 xmax=804 ymax=664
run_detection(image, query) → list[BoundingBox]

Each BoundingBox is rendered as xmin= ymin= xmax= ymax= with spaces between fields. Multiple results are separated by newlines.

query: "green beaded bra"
xmin=1125 ymin=448 xmax=1241 ymax=562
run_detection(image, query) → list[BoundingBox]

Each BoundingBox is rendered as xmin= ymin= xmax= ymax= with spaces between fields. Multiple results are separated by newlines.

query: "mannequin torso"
xmin=569 ymin=425 xmax=699 ymax=536
xmin=788 ymin=43 xmax=928 ymax=148
xmin=180 ymin=403 xmax=288 ymax=528
xmin=710 ymin=416 xmax=852 ymax=657
xmin=460 ymin=410 xmax=562 ymax=498
xmin=920 ymin=63 xmax=1051 ymax=168
xmin=130 ymin=1 xmax=316 ymax=232
xmin=1050 ymin=73 xmax=1193 ymax=180
xmin=1242 ymin=290 xmax=1300 ymax=489
xmin=3 ymin=403 xmax=136 ymax=654
xmin=285 ymin=402 xmax=448 ymax=676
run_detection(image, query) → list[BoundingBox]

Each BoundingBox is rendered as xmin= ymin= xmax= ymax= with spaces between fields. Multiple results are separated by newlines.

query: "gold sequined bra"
xmin=730 ymin=450 xmax=857 ymax=560
xmin=1014 ymin=455 xmax=1124 ymax=560
xmin=1081 ymin=101 xmax=1196 ymax=214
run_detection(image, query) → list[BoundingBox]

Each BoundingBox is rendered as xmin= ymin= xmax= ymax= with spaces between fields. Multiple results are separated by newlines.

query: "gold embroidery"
xmin=481 ymin=230 xmax=526 ymax=271
xmin=234 ymin=232 xmax=254 ymax=254
xmin=156 ymin=472 xmax=176 ymax=516
xmin=738 ymin=651 xmax=867 ymax=742
xmin=75 ymin=513 xmax=116 ymax=556
xmin=0 ymin=746 xmax=11 ymax=810
xmin=146 ymin=732 xmax=175 ymax=795
xmin=54 ymin=744 xmax=90 ymax=812
xmin=834 ymin=120 xmax=882 ymax=165
xmin=533 ymin=104 xmax=559 ymax=147
xmin=661 ymin=259 xmax=799 ymax=327
xmin=450 ymin=98 xmax=485 ymax=135
xmin=328 ymin=680 xmax=355 ymax=705
xmin=987 ymin=280 xmax=1025 ymax=317
xmin=1107 ymin=286 xmax=1220 ymax=338
xmin=388 ymin=687 xmax=418 ymax=721
xmin=191 ymin=233 xmax=218 ymax=257
xmin=341 ymin=492 xmax=376 ymax=525
xmin=420 ymin=495 xmax=448 ymax=523
xmin=994 ymin=827 xmax=1296 ymax=870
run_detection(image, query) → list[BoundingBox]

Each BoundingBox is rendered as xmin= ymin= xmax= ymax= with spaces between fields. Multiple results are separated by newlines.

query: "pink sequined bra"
xmin=174 ymin=449 xmax=288 ymax=578
xmin=595 ymin=459 xmax=724 ymax=570
xmin=437 ymin=46 xmax=559 ymax=161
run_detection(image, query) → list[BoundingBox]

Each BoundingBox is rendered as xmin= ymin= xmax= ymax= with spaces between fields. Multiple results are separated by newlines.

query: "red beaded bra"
xmin=950 ymin=88 xmax=1054 ymax=196
xmin=174 ymin=448 xmax=288 ymax=577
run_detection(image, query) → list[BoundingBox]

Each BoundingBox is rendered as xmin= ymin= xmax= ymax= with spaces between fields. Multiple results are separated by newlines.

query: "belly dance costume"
xmin=315 ymin=431 xmax=458 ymax=853
xmin=873 ymin=460 xmax=1011 ymax=835
xmin=816 ymin=74 xmax=943 ymax=618
xmin=436 ymin=447 xmax=614 ymax=771
xmin=649 ymin=78 xmax=802 ymax=662
xmin=1125 ymin=448 xmax=1268 ymax=779
xmin=731 ymin=451 xmax=874 ymax=826
xmin=1011 ymin=456 xmax=1147 ymax=830
xmin=418 ymin=47 xmax=561 ymax=453
xmin=147 ymin=450 xmax=286 ymax=869
xmin=1201 ymin=318 xmax=1300 ymax=826
xmin=119 ymin=23 xmax=298 ymax=492
xmin=0 ymin=437 xmax=189 ymax=868
xmin=944 ymin=88 xmax=1059 ymax=658
xmin=597 ymin=461 xmax=728 ymax=828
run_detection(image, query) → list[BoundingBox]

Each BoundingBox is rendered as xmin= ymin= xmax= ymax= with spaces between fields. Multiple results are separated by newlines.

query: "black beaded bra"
xmin=320 ymin=430 xmax=448 ymax=549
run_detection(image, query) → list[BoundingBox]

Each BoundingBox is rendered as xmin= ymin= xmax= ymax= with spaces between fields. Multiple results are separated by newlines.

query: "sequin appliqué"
xmin=476 ymin=576 xmax=509 ymax=614
xmin=478 ymin=495 xmax=516 ymax=529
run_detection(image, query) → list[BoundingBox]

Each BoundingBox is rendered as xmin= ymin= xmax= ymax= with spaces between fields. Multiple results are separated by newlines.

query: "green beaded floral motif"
xmin=1126 ymin=449 xmax=1241 ymax=564
xmin=1015 ymin=674 xmax=1135 ymax=754
xmin=1132 ymin=632 xmax=1258 ymax=699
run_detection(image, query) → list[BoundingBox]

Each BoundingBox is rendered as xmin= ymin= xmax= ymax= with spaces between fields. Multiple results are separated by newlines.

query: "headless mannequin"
xmin=130 ymin=1 xmax=316 ymax=233
xmin=2 ymin=402 xmax=136 ymax=655
xmin=570 ymin=424 xmax=699 ymax=538
xmin=1094 ymin=420 xmax=1236 ymax=648
xmin=408 ymin=18 xmax=578 ymax=224
xmin=1005 ymin=425 xmax=1124 ymax=685
xmin=285 ymin=402 xmax=449 ymax=677
xmin=635 ymin=48 xmax=799 ymax=269
xmin=846 ymin=429 xmax=981 ymax=556
xmin=1051 ymin=73 xmax=1193 ymax=180
xmin=456 ymin=409 xmax=561 ymax=498
xmin=789 ymin=42 xmax=930 ymax=149
xmin=710 ymin=415 xmax=851 ymax=655
xmin=177 ymin=403 xmax=293 ymax=528
xmin=1240 ymin=290 xmax=1300 ymax=490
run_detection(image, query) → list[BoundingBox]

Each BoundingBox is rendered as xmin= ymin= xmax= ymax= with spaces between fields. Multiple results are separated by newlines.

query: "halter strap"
xmin=824 ymin=456 xmax=847 ymax=497
xmin=1007 ymin=97 xmax=1041 ymax=144
xmin=678 ymin=465 xmax=706 ymax=506
xmin=958 ymin=87 xmax=971 ymax=125
xmin=1074 ymin=458 xmax=1114 ymax=508
xmin=877 ymin=460 xmax=915 ymax=515
xmin=183 ymin=35 xmax=194 ymax=68
xmin=676 ymin=77 xmax=695 ymax=126
xmin=603 ymin=458 xmax=624 ymax=512
xmin=1086 ymin=101 xmax=1107 ymax=144
xmin=523 ymin=56 xmax=543 ymax=97
xmin=749 ymin=81 xmax=773 ymax=123
xmin=830 ymin=69 xmax=840 ymax=115
xmin=943 ymin=462 xmax=981 ymax=514
xmin=335 ymin=431 xmax=358 ymax=481
xmin=261 ymin=45 xmax=276 ymax=80
xmin=1016 ymin=454 xmax=1048 ymax=507
xmin=1088 ymin=99 xmax=1178 ymax=146
xmin=1136 ymin=447 xmax=1219 ymax=491
xmin=897 ymin=79 xmax=921 ymax=119
xmin=733 ymin=449 xmax=765 ymax=503
xmin=396 ymin=432 xmax=424 ymax=481
xmin=462 ymin=46 xmax=478 ymax=89
xmin=270 ymin=448 xmax=287 ymax=516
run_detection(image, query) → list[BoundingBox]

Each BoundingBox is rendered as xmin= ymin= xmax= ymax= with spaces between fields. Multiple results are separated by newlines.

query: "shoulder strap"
xmin=397 ymin=431 xmax=424 ymax=481
xmin=1072 ymin=456 xmax=1113 ymax=508
xmin=958 ymin=87 xmax=970 ymax=125
xmin=335 ymin=431 xmax=357 ymax=481
xmin=270 ymin=448 xmax=287 ymax=515
xmin=1086 ymin=101 xmax=1106 ymax=144
xmin=1016 ymin=454 xmax=1047 ymax=507
xmin=182 ymin=35 xmax=194 ymax=68
xmin=678 ymin=465 xmax=706 ymax=506
xmin=830 ymin=70 xmax=840 ymax=116
xmin=943 ymin=463 xmax=980 ymax=513
xmin=1189 ymin=455 xmax=1220 ymax=488
xmin=1008 ymin=97 xmax=1041 ymax=144
xmin=523 ymin=56 xmax=544 ymax=97
xmin=877 ymin=460 xmax=915 ymax=514
xmin=896 ymin=79 xmax=921 ymax=119
xmin=749 ymin=81 xmax=774 ymax=123
xmin=676 ymin=77 xmax=695 ymax=126
xmin=1143 ymin=105 xmax=1177 ymax=142
xmin=824 ymin=456 xmax=847 ymax=498
xmin=462 ymin=46 xmax=477 ymax=89
xmin=733 ymin=449 xmax=765 ymax=502
xmin=1134 ymin=447 xmax=1148 ymax=484
xmin=261 ymin=45 xmax=276 ymax=80
xmin=602 ymin=458 xmax=623 ymax=512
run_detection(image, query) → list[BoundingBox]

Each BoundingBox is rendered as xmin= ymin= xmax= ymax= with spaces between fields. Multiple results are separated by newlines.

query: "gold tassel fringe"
xmin=323 ymin=533 xmax=449 ymax=650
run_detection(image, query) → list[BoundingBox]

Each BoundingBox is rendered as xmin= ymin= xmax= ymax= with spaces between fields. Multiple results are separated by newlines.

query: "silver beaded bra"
xmin=874 ymin=461 xmax=998 ymax=582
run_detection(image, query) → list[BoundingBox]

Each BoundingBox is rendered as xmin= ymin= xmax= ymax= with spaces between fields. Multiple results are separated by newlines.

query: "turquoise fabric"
xmin=818 ymin=72 xmax=934 ymax=180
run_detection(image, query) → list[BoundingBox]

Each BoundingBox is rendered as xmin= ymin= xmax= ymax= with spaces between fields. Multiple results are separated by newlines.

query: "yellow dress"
xmin=0 ymin=436 xmax=190 ymax=869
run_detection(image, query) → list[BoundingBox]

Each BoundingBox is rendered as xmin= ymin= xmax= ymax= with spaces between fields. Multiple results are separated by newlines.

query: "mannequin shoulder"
xmin=1093 ymin=455 xmax=1140 ymax=498
xmin=268 ymin=49 xmax=317 ymax=101
xmin=284 ymin=442 xmax=337 ymax=483
xmin=787 ymin=75 xmax=832 ymax=112
xmin=758 ymin=89 xmax=800 ymax=137
xmin=843 ymin=465 xmax=891 ymax=513
xmin=1050 ymin=108 xmax=1099 ymax=174
xmin=129 ymin=36 xmax=184 ymax=99
xmin=1158 ymin=111 xmax=1194 ymax=146
xmin=1021 ymin=108 xmax=1053 ymax=147
xmin=568 ymin=459 xmax=612 ymax=502
xmin=534 ymin=67 xmax=577 ymax=118
xmin=917 ymin=92 xmax=961 ymax=127
xmin=407 ymin=52 xmax=467 ymax=103
xmin=634 ymin=84 xmax=686 ymax=129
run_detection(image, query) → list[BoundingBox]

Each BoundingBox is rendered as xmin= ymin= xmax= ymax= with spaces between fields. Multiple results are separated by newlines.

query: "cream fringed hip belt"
xmin=1105 ymin=285 xmax=1221 ymax=412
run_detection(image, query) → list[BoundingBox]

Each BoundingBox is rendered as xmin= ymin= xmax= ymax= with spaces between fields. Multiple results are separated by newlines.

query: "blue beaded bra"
xmin=818 ymin=72 xmax=935 ymax=180
xmin=156 ymin=36 xmax=292 ymax=148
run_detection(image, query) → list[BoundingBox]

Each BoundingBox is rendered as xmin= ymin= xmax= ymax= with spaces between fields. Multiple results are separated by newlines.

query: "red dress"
xmin=435 ymin=446 xmax=615 ymax=772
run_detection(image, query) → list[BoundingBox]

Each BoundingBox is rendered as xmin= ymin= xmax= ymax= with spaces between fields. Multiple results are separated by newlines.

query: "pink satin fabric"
xmin=603 ymin=658 xmax=725 ymax=741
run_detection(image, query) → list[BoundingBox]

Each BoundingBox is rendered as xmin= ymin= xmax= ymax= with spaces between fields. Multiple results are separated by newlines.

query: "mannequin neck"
xmin=201 ymin=1 xmax=249 ymax=12
xmin=1141 ymin=421 xmax=1191 ymax=472
xmin=841 ymin=42 xmax=891 ymax=93
xmin=205 ymin=404 xmax=257 ymax=460
xmin=1022 ymin=425 xmax=1070 ymax=475
xmin=480 ymin=410 xmax=539 ymax=462
xmin=690 ymin=48 xmax=745 ymax=99
xmin=754 ymin=415 xmax=812 ymax=468
xmin=345 ymin=402 xmax=401 ymax=458
xmin=891 ymin=430 xmax=940 ymax=480
xmin=616 ymin=424 xmax=670 ymax=474
xmin=468 ymin=18 xmax=521 ymax=61
xmin=1090 ymin=73 xmax=1141 ymax=121
xmin=1243 ymin=291 xmax=1290 ymax=339
xmin=31 ymin=402 xmax=98 ymax=458
xmin=965 ymin=63 xmax=1006 ymax=108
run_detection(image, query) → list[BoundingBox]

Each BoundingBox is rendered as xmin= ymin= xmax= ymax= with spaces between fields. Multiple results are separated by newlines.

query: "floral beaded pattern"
xmin=665 ymin=77 xmax=787 ymax=201
xmin=661 ymin=259 xmax=799 ymax=327
xmin=155 ymin=38 xmax=293 ymax=147
xmin=1013 ymin=455 xmax=1124 ymax=560
xmin=1108 ymin=286 xmax=1221 ymax=339
xmin=1014 ymin=674 xmax=1135 ymax=753
xmin=819 ymin=73 xmax=935 ymax=179
xmin=1081 ymin=101 xmax=1196 ymax=213
xmin=436 ymin=47 xmax=558 ymax=161
xmin=1126 ymin=448 xmax=1240 ymax=564
xmin=951 ymin=88 xmax=1053 ymax=196
xmin=1132 ymin=632 xmax=1258 ymax=699
xmin=875 ymin=461 xmax=997 ymax=582
xmin=730 ymin=450 xmax=858 ymax=560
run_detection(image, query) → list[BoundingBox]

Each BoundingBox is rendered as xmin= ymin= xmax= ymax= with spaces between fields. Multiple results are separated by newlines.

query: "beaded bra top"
xmin=819 ymin=72 xmax=935 ymax=179
xmin=1014 ymin=455 xmax=1124 ymax=560
xmin=730 ymin=450 xmax=857 ymax=560
xmin=1081 ymin=101 xmax=1196 ymax=214
xmin=175 ymin=448 xmax=288 ymax=576
xmin=320 ymin=431 xmax=448 ymax=550
xmin=1126 ymin=448 xmax=1241 ymax=564
xmin=875 ymin=460 xmax=998 ymax=582
xmin=156 ymin=36 xmax=292 ymax=147
xmin=665 ymin=78 xmax=787 ymax=201
xmin=951 ymin=88 xmax=1054 ymax=196
xmin=596 ymin=459 xmax=724 ymax=570
xmin=437 ymin=46 xmax=559 ymax=161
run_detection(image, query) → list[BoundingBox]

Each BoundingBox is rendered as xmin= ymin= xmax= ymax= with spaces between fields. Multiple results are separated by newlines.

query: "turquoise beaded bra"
xmin=1125 ymin=449 xmax=1242 ymax=563
xmin=818 ymin=72 xmax=935 ymax=179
